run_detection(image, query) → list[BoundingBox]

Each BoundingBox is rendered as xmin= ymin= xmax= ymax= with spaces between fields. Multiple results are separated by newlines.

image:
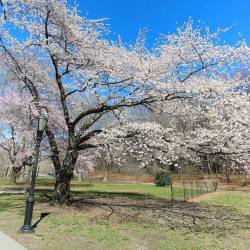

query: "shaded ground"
xmin=69 ymin=195 xmax=250 ymax=233
xmin=0 ymin=182 xmax=250 ymax=249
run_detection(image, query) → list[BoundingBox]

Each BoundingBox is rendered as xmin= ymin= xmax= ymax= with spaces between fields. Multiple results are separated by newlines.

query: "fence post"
xmin=170 ymin=181 xmax=174 ymax=206
xmin=183 ymin=181 xmax=186 ymax=201
xmin=204 ymin=182 xmax=208 ymax=193
xmin=191 ymin=180 xmax=193 ymax=199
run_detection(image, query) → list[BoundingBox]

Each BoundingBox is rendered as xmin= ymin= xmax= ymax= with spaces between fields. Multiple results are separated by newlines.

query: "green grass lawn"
xmin=0 ymin=177 xmax=207 ymax=200
xmin=0 ymin=177 xmax=207 ymax=201
xmin=203 ymin=191 xmax=250 ymax=214
xmin=72 ymin=182 xmax=184 ymax=200
xmin=0 ymin=180 xmax=249 ymax=250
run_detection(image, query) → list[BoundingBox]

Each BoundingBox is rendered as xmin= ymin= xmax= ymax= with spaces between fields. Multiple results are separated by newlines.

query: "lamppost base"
xmin=19 ymin=225 xmax=34 ymax=234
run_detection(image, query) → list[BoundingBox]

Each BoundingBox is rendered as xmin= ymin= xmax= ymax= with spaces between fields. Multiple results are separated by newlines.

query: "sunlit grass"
xmin=203 ymin=191 xmax=250 ymax=214
xmin=0 ymin=179 xmax=250 ymax=249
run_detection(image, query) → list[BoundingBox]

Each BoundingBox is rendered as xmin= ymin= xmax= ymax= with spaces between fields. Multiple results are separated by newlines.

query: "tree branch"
xmin=72 ymin=97 xmax=154 ymax=126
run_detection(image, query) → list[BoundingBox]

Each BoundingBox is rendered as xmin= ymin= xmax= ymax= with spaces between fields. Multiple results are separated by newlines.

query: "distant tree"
xmin=0 ymin=94 xmax=36 ymax=182
xmin=97 ymin=83 xmax=250 ymax=179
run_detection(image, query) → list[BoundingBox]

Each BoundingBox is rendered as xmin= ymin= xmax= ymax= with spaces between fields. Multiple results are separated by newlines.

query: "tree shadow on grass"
xmin=0 ymin=189 xmax=54 ymax=212
xmin=69 ymin=193 xmax=250 ymax=235
xmin=71 ymin=190 xmax=162 ymax=201
xmin=2 ymin=188 xmax=249 ymax=235
xmin=0 ymin=193 xmax=26 ymax=212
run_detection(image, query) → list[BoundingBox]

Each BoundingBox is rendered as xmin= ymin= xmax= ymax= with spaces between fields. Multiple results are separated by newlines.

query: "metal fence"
xmin=170 ymin=180 xmax=218 ymax=202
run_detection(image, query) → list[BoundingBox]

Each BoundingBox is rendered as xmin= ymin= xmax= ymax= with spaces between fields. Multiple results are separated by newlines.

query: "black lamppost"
xmin=20 ymin=115 xmax=47 ymax=233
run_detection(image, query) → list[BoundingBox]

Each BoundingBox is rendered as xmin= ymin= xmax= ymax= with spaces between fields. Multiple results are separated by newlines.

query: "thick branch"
xmin=72 ymin=97 xmax=154 ymax=126
xmin=77 ymin=129 xmax=102 ymax=145
xmin=77 ymin=143 xmax=100 ymax=151
xmin=44 ymin=11 xmax=71 ymax=128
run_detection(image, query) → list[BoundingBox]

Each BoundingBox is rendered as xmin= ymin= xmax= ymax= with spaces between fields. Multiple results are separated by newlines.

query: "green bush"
xmin=154 ymin=170 xmax=172 ymax=187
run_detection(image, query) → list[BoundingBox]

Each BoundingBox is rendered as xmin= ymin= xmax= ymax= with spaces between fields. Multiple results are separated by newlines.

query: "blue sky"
xmin=72 ymin=0 xmax=250 ymax=47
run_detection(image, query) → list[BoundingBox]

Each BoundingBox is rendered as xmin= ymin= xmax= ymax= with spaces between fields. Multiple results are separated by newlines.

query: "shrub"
xmin=154 ymin=170 xmax=172 ymax=186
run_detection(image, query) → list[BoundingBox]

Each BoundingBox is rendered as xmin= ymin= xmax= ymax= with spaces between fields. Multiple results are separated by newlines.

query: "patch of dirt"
xmin=188 ymin=191 xmax=219 ymax=202
xmin=68 ymin=195 xmax=250 ymax=234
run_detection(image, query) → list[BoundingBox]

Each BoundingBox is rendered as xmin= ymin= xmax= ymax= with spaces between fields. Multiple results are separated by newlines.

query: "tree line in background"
xmin=0 ymin=0 xmax=249 ymax=203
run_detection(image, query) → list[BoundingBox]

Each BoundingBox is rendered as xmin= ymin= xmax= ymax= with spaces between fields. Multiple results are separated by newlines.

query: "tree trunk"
xmin=103 ymin=164 xmax=108 ymax=182
xmin=10 ymin=166 xmax=21 ymax=184
xmin=53 ymin=149 xmax=78 ymax=204
xmin=53 ymin=170 xmax=72 ymax=204
xmin=225 ymin=172 xmax=231 ymax=184
xmin=5 ymin=166 xmax=12 ymax=178
xmin=10 ymin=174 xmax=17 ymax=184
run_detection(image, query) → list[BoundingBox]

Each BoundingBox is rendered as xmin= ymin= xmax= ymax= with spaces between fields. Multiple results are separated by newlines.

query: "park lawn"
xmin=71 ymin=181 xmax=187 ymax=200
xmin=0 ymin=177 xmax=190 ymax=200
xmin=201 ymin=191 xmax=250 ymax=214
xmin=0 ymin=181 xmax=249 ymax=250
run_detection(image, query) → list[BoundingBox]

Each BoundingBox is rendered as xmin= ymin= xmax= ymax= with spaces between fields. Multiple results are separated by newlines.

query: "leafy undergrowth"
xmin=0 ymin=182 xmax=250 ymax=249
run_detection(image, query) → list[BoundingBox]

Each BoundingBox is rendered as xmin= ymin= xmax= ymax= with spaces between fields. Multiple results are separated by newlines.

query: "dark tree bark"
xmin=10 ymin=168 xmax=19 ymax=184
xmin=52 ymin=149 xmax=78 ymax=204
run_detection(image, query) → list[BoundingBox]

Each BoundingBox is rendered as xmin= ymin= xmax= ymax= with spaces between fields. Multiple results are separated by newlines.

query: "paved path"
xmin=0 ymin=232 xmax=26 ymax=250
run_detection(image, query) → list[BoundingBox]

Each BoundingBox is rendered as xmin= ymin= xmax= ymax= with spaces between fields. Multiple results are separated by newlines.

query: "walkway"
xmin=0 ymin=232 xmax=26 ymax=250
